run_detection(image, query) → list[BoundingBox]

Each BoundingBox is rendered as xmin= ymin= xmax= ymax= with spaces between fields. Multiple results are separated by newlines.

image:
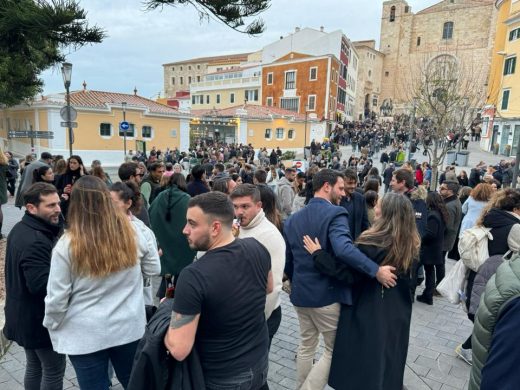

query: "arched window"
xmin=390 ymin=6 xmax=396 ymax=22
xmin=443 ymin=22 xmax=454 ymax=40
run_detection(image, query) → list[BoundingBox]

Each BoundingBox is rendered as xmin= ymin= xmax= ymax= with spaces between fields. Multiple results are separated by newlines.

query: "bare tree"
xmin=400 ymin=52 xmax=487 ymax=189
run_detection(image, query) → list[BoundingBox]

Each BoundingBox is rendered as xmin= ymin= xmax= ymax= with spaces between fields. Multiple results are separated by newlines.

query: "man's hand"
xmin=376 ymin=265 xmax=397 ymax=288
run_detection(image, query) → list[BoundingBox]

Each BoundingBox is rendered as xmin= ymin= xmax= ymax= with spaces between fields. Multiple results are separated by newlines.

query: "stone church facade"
xmin=379 ymin=0 xmax=496 ymax=115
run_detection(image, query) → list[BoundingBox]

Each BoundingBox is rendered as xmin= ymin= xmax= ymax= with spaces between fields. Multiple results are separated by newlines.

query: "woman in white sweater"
xmin=44 ymin=176 xmax=160 ymax=389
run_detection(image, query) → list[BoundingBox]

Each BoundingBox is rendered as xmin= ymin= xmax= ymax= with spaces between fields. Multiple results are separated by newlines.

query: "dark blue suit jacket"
xmin=284 ymin=197 xmax=379 ymax=307
xmin=339 ymin=191 xmax=370 ymax=241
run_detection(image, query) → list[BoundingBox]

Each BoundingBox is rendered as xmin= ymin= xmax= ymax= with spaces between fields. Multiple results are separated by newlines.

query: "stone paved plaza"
xmin=0 ymin=140 xmax=506 ymax=389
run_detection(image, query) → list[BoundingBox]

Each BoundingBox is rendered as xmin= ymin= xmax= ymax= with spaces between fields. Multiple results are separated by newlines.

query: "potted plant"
xmin=504 ymin=144 xmax=512 ymax=157
xmin=493 ymin=143 xmax=499 ymax=155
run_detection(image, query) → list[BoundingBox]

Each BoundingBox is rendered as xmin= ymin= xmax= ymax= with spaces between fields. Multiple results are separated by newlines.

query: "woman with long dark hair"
xmin=0 ymin=147 xmax=8 ymax=238
xmin=303 ymin=193 xmax=421 ymax=390
xmin=54 ymin=155 xmax=86 ymax=218
xmin=416 ymin=192 xmax=449 ymax=305
xmin=44 ymin=176 xmax=160 ymax=389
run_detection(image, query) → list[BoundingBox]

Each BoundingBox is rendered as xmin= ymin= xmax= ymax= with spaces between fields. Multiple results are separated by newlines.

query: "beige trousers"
xmin=294 ymin=303 xmax=340 ymax=390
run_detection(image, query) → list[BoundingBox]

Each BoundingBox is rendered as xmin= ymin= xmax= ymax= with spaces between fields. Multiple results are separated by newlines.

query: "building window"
xmin=385 ymin=71 xmax=389 ymax=77
xmin=206 ymin=95 xmax=210 ymax=104
xmin=442 ymin=22 xmax=454 ymax=40
xmin=192 ymin=95 xmax=203 ymax=104
xmin=180 ymin=66 xmax=183 ymax=71
xmin=337 ymin=88 xmax=346 ymax=105
xmin=504 ymin=57 xmax=516 ymax=75
xmin=180 ymin=76 xmax=184 ymax=84
xmin=197 ymin=64 xmax=200 ymax=70
xmin=502 ymin=90 xmax=511 ymax=110
xmin=119 ymin=123 xmax=135 ymax=137
xmin=288 ymin=129 xmax=295 ymax=139
xmin=285 ymin=71 xmax=296 ymax=89
xmin=341 ymin=64 xmax=347 ymax=79
xmin=307 ymin=95 xmax=316 ymax=111
xmin=417 ymin=37 xmax=421 ymax=46
xmin=276 ymin=128 xmax=284 ymax=139
xmin=280 ymin=97 xmax=299 ymax=112
xmin=197 ymin=76 xmax=201 ymax=82
xmin=171 ymin=67 xmax=175 ymax=71
xmin=404 ymin=6 xmax=409 ymax=13
xmin=188 ymin=66 xmax=191 ymax=70
xmin=142 ymin=126 xmax=152 ymax=138
xmin=171 ymin=77 xmax=175 ymax=85
xmin=265 ymin=128 xmax=272 ymax=139
xmin=267 ymin=72 xmax=273 ymax=85
xmin=509 ymin=28 xmax=520 ymax=41
xmin=390 ymin=6 xmax=396 ymax=22
xmin=245 ymin=89 xmax=259 ymax=102
xmin=266 ymin=97 xmax=273 ymax=106
xmin=188 ymin=76 xmax=192 ymax=83
xmin=99 ymin=123 xmax=111 ymax=137
xmin=216 ymin=94 xmax=221 ymax=104
xmin=230 ymin=93 xmax=235 ymax=103
xmin=309 ymin=67 xmax=318 ymax=81
xmin=368 ymin=70 xmax=372 ymax=78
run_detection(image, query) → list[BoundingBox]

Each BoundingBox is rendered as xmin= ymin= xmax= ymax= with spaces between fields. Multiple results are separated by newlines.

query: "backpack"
xmin=458 ymin=226 xmax=493 ymax=272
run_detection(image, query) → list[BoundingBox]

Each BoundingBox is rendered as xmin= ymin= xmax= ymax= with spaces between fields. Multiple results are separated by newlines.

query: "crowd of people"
xmin=1 ymin=127 xmax=520 ymax=390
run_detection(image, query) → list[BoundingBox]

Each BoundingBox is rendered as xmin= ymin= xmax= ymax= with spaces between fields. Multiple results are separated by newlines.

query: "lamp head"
xmin=61 ymin=62 xmax=72 ymax=88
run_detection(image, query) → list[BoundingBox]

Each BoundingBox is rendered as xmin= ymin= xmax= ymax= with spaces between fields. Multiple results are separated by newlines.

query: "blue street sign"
xmin=120 ymin=121 xmax=130 ymax=131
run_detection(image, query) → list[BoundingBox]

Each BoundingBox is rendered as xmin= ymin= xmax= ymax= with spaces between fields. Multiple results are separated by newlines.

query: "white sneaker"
xmin=455 ymin=344 xmax=473 ymax=366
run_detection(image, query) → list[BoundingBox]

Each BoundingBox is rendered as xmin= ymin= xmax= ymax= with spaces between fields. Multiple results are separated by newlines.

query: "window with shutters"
xmin=285 ymin=71 xmax=296 ymax=90
xmin=309 ymin=67 xmax=317 ymax=81
xmin=504 ymin=57 xmax=516 ymax=75
xmin=142 ymin=126 xmax=152 ymax=138
xmin=502 ymin=89 xmax=511 ymax=111
xmin=99 ymin=123 xmax=111 ymax=137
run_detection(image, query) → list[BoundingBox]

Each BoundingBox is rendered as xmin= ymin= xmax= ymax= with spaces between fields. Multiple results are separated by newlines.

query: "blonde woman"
xmin=0 ymin=147 xmax=8 ymax=238
xmin=44 ymin=176 xmax=160 ymax=389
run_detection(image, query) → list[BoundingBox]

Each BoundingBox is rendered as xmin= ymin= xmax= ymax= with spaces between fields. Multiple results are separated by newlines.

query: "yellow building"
xmin=190 ymin=65 xmax=262 ymax=110
xmin=191 ymin=104 xmax=322 ymax=151
xmin=0 ymin=89 xmax=191 ymax=165
xmin=482 ymin=0 xmax=520 ymax=155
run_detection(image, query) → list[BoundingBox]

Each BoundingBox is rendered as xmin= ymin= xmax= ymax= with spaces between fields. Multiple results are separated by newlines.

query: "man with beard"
xmin=165 ymin=192 xmax=273 ymax=390
xmin=339 ymin=168 xmax=370 ymax=240
xmin=4 ymin=183 xmax=65 ymax=389
xmin=284 ymin=169 xmax=397 ymax=390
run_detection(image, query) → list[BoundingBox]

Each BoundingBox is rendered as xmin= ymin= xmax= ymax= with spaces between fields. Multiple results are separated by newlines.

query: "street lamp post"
xmin=61 ymin=62 xmax=73 ymax=157
xmin=122 ymin=102 xmax=127 ymax=158
xmin=458 ymin=97 xmax=470 ymax=152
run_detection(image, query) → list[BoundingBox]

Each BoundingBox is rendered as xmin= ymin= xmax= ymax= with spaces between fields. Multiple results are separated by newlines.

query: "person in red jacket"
xmin=415 ymin=164 xmax=424 ymax=185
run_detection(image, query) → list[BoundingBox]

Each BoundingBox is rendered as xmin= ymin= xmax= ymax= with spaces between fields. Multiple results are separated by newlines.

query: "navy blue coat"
xmin=284 ymin=197 xmax=379 ymax=307
xmin=339 ymin=191 xmax=370 ymax=241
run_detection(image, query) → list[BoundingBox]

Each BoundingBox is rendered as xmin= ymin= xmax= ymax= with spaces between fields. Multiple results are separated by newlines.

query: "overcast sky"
xmin=41 ymin=0 xmax=438 ymax=98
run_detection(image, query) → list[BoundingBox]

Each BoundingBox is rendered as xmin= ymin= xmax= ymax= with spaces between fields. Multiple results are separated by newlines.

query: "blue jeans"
xmin=205 ymin=353 xmax=268 ymax=390
xmin=69 ymin=340 xmax=139 ymax=390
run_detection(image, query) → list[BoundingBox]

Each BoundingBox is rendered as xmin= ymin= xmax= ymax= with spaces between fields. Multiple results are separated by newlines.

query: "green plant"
xmin=281 ymin=150 xmax=295 ymax=160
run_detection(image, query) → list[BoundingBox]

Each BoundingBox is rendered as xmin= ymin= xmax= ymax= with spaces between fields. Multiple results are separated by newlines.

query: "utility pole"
xmin=408 ymin=98 xmax=417 ymax=161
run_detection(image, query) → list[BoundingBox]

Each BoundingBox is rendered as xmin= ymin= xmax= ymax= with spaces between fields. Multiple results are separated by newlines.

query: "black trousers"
xmin=422 ymin=264 xmax=445 ymax=299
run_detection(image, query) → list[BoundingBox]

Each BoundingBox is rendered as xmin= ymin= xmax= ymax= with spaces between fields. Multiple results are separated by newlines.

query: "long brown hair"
xmin=67 ymin=176 xmax=137 ymax=277
xmin=356 ymin=193 xmax=420 ymax=272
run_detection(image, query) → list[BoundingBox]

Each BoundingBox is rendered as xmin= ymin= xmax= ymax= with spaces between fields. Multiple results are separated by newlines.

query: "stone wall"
xmin=379 ymin=0 xmax=495 ymax=113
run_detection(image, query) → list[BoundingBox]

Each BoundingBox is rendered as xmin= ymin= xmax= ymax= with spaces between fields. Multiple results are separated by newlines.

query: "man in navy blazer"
xmin=284 ymin=169 xmax=397 ymax=390
xmin=339 ymin=168 xmax=370 ymax=240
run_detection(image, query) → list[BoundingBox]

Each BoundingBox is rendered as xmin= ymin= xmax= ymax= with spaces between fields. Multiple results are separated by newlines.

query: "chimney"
xmin=134 ymin=86 xmax=138 ymax=96
xmin=295 ymin=27 xmax=300 ymax=33
xmin=320 ymin=26 xmax=324 ymax=32
xmin=82 ymin=81 xmax=87 ymax=91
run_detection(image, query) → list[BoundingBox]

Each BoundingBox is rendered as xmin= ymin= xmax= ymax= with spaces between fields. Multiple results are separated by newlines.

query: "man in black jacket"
xmin=339 ymin=168 xmax=370 ymax=240
xmin=3 ymin=182 xmax=65 ymax=389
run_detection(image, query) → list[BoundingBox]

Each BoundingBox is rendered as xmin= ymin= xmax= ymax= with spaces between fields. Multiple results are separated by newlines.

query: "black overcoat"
xmin=420 ymin=209 xmax=446 ymax=265
xmin=328 ymin=245 xmax=413 ymax=390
